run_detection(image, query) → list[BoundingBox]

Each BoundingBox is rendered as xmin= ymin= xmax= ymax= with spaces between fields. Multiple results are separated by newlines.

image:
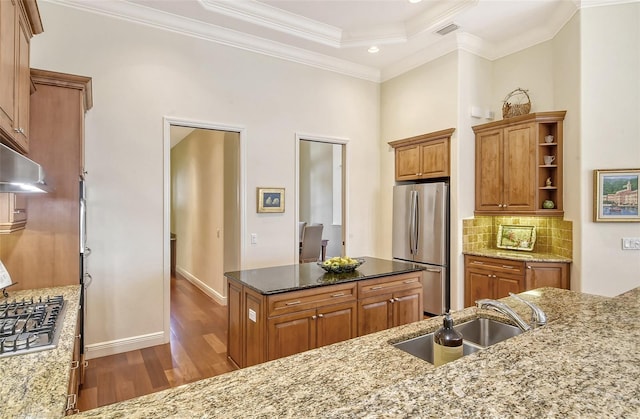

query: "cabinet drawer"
xmin=465 ymin=255 xmax=525 ymax=275
xmin=267 ymin=283 xmax=356 ymax=317
xmin=358 ymin=272 xmax=422 ymax=298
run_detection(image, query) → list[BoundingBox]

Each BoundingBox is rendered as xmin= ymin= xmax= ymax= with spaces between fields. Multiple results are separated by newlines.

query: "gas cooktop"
xmin=0 ymin=295 xmax=66 ymax=358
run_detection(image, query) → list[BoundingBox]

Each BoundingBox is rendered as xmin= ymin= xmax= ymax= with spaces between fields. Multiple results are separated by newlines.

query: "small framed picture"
xmin=593 ymin=169 xmax=639 ymax=222
xmin=257 ymin=187 xmax=285 ymax=213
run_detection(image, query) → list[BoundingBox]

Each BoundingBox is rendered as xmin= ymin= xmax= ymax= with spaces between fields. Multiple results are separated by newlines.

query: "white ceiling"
xmin=53 ymin=0 xmax=617 ymax=81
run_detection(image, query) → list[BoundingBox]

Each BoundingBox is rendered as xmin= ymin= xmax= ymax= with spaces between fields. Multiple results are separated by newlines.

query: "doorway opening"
xmin=163 ymin=118 xmax=244 ymax=343
xmin=297 ymin=135 xmax=347 ymax=260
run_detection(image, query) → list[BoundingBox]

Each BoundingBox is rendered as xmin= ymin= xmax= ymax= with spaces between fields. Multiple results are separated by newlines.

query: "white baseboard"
xmin=176 ymin=266 xmax=227 ymax=306
xmin=84 ymin=331 xmax=166 ymax=360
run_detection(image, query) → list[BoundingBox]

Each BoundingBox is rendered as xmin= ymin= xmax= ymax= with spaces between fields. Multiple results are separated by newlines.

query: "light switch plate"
xmin=621 ymin=238 xmax=640 ymax=250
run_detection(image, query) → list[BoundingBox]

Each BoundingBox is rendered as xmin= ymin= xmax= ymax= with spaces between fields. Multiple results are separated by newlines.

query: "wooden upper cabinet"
xmin=473 ymin=111 xmax=566 ymax=215
xmin=0 ymin=0 xmax=42 ymax=153
xmin=389 ymin=128 xmax=454 ymax=181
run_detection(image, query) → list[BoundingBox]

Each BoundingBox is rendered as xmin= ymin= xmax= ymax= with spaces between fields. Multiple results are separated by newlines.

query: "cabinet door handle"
xmin=389 ymin=298 xmax=395 ymax=303
xmin=527 ymin=265 xmax=532 ymax=269
xmin=312 ymin=315 xmax=317 ymax=320
xmin=331 ymin=292 xmax=345 ymax=298
xmin=498 ymin=204 xmax=503 ymax=208
xmin=66 ymin=394 xmax=77 ymax=411
xmin=285 ymin=301 xmax=301 ymax=306
xmin=317 ymin=313 xmax=324 ymax=318
xmin=394 ymin=297 xmax=401 ymax=302
xmin=70 ymin=361 xmax=79 ymax=370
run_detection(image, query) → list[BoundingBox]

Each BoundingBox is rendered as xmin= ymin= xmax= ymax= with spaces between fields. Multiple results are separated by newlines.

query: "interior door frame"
xmin=162 ymin=117 xmax=246 ymax=344
xmin=295 ymin=133 xmax=349 ymax=260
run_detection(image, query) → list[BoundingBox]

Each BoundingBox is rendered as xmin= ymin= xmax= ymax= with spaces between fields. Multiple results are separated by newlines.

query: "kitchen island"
xmin=75 ymin=285 xmax=639 ymax=418
xmin=1 ymin=285 xmax=81 ymax=418
xmin=225 ymin=257 xmax=426 ymax=367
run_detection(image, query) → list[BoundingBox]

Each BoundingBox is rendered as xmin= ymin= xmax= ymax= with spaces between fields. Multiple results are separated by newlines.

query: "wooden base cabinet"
xmin=357 ymin=273 xmax=423 ymax=336
xmin=65 ymin=311 xmax=81 ymax=415
xmin=267 ymin=301 xmax=357 ymax=360
xmin=464 ymin=255 xmax=570 ymax=307
xmin=228 ymin=271 xmax=423 ymax=368
xmin=525 ymin=262 xmax=569 ymax=290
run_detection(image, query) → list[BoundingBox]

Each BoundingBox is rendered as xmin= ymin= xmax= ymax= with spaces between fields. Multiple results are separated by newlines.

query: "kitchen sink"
xmin=454 ymin=317 xmax=522 ymax=347
xmin=393 ymin=317 xmax=523 ymax=364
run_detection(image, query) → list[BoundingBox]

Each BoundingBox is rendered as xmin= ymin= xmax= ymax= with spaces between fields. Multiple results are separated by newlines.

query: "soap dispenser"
xmin=433 ymin=312 xmax=463 ymax=367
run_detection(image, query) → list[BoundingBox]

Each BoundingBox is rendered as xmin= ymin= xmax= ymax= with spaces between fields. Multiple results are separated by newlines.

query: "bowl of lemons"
xmin=318 ymin=257 xmax=365 ymax=273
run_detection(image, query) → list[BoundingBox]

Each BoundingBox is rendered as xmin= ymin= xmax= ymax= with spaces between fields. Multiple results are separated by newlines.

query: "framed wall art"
xmin=593 ymin=169 xmax=639 ymax=222
xmin=257 ymin=187 xmax=285 ymax=213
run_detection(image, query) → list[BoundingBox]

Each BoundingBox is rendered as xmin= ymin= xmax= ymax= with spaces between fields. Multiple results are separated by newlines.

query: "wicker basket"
xmin=502 ymin=88 xmax=531 ymax=119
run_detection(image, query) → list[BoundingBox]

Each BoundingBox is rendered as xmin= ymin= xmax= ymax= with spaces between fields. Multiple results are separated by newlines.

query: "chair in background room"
xmin=299 ymin=224 xmax=323 ymax=263
xmin=299 ymin=221 xmax=307 ymax=242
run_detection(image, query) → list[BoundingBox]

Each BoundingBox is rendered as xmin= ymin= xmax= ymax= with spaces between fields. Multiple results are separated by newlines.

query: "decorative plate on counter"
xmin=497 ymin=225 xmax=536 ymax=251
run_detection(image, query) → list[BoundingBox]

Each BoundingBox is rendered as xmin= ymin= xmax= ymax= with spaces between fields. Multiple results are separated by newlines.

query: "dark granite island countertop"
xmin=224 ymin=256 xmax=426 ymax=295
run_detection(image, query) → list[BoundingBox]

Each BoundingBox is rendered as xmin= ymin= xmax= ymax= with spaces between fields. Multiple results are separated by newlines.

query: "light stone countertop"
xmin=463 ymin=248 xmax=573 ymax=263
xmin=1 ymin=285 xmax=81 ymax=419
xmin=72 ymin=286 xmax=639 ymax=418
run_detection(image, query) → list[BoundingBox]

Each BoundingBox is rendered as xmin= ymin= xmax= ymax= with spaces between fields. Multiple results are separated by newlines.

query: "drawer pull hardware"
xmin=471 ymin=261 xmax=484 ymax=265
xmin=331 ymin=292 xmax=345 ymax=297
xmin=70 ymin=361 xmax=79 ymax=370
xmin=424 ymin=269 xmax=440 ymax=273
xmin=394 ymin=297 xmax=401 ymax=302
xmin=285 ymin=301 xmax=301 ymax=306
xmin=502 ymin=265 xmax=514 ymax=269
xmin=371 ymin=286 xmax=383 ymax=290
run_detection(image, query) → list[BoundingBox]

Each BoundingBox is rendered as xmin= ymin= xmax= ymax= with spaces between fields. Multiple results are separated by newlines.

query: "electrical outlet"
xmin=621 ymin=237 xmax=640 ymax=250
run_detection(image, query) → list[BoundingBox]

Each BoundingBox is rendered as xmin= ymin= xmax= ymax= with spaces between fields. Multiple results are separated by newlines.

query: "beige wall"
xmin=579 ymin=2 xmax=640 ymax=296
xmin=31 ymin=2 xmax=379 ymax=357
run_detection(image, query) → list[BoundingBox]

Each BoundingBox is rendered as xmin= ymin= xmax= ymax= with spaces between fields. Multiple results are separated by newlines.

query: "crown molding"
xmin=199 ymin=0 xmax=342 ymax=47
xmin=47 ymin=0 xmax=381 ymax=82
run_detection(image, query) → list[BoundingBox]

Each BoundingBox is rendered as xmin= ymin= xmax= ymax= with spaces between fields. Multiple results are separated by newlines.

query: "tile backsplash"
xmin=462 ymin=216 xmax=573 ymax=258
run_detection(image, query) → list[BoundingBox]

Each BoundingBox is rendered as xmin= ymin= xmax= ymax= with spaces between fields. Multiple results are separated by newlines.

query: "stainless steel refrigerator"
xmin=392 ymin=182 xmax=449 ymax=315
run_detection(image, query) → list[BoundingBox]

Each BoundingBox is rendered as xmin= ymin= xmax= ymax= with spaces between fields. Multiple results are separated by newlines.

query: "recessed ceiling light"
xmin=408 ymin=0 xmax=422 ymax=3
xmin=368 ymin=46 xmax=379 ymax=54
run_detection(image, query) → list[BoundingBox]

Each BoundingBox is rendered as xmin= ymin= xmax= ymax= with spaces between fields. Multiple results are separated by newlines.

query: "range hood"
xmin=0 ymin=143 xmax=51 ymax=193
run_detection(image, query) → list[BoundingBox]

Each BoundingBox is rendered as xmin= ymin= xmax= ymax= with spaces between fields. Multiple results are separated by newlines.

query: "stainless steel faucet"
xmin=508 ymin=292 xmax=547 ymax=328
xmin=475 ymin=298 xmax=532 ymax=331
xmin=475 ymin=293 xmax=548 ymax=331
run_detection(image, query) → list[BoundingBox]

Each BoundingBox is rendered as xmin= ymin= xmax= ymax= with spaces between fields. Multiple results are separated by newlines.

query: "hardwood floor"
xmin=77 ymin=275 xmax=237 ymax=411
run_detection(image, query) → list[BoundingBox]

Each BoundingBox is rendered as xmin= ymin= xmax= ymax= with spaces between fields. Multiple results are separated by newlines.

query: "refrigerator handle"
xmin=408 ymin=190 xmax=415 ymax=254
xmin=413 ymin=190 xmax=419 ymax=254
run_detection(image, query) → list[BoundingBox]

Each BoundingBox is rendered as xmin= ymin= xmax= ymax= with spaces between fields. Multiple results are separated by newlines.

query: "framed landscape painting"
xmin=593 ymin=169 xmax=639 ymax=222
xmin=257 ymin=187 xmax=285 ymax=213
